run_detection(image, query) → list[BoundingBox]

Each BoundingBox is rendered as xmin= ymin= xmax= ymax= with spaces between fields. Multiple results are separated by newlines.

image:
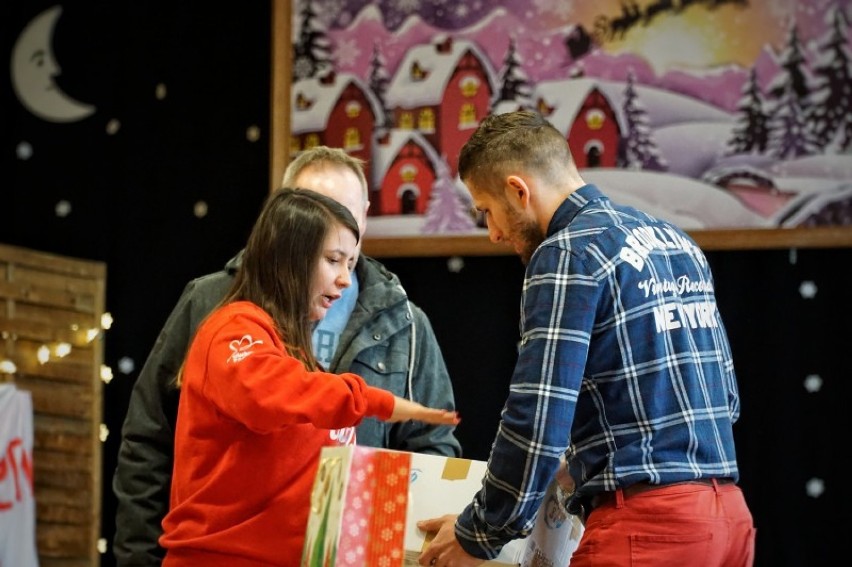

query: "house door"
xmin=401 ymin=190 xmax=418 ymax=214
xmin=586 ymin=145 xmax=601 ymax=168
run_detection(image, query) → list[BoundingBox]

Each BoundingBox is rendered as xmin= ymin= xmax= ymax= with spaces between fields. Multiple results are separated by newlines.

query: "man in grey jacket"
xmin=112 ymin=146 xmax=461 ymax=565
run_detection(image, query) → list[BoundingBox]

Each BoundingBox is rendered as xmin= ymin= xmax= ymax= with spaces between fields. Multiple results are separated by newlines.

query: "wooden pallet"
xmin=0 ymin=243 xmax=106 ymax=567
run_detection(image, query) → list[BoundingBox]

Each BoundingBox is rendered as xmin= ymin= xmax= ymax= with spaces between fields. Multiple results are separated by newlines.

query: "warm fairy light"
xmin=99 ymin=423 xmax=109 ymax=442
xmin=0 ymin=359 xmax=16 ymax=374
xmin=100 ymin=364 xmax=113 ymax=384
xmin=54 ymin=342 xmax=72 ymax=357
xmin=100 ymin=312 xmax=114 ymax=330
xmin=37 ymin=345 xmax=50 ymax=364
xmin=86 ymin=328 xmax=100 ymax=342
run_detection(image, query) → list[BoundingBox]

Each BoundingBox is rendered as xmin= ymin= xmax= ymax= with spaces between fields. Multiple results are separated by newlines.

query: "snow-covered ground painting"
xmin=289 ymin=0 xmax=852 ymax=238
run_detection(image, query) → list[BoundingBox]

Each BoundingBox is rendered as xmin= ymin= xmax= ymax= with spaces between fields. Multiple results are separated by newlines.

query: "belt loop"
xmin=615 ymin=487 xmax=625 ymax=509
xmin=711 ymin=478 xmax=720 ymax=493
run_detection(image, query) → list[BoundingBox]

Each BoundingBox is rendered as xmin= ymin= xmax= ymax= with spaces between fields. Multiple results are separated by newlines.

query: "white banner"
xmin=0 ymin=384 xmax=39 ymax=567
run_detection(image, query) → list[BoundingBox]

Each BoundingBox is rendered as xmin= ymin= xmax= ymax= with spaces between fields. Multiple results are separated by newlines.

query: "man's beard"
xmin=507 ymin=208 xmax=545 ymax=265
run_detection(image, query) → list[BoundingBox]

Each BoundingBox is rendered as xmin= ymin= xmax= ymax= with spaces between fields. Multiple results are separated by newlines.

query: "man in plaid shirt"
xmin=418 ymin=110 xmax=755 ymax=567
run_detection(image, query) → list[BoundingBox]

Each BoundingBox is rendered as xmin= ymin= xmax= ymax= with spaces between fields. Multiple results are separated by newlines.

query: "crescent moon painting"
xmin=11 ymin=5 xmax=96 ymax=123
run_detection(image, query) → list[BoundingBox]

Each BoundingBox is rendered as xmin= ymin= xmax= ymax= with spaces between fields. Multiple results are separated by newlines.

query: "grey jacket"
xmin=112 ymin=252 xmax=461 ymax=565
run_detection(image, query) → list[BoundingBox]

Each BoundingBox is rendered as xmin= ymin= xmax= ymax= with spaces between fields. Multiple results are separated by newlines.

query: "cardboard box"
xmin=301 ymin=446 xmax=583 ymax=567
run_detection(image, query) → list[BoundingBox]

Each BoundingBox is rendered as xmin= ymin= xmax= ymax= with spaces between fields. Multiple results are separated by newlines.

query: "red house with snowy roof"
xmin=371 ymin=129 xmax=444 ymax=215
xmin=385 ymin=35 xmax=497 ymax=176
xmin=290 ymin=71 xmax=383 ymax=167
xmin=531 ymin=78 xmax=622 ymax=169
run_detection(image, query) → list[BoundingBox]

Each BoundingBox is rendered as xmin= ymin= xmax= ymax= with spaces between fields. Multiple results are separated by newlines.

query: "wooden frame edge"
xmin=270 ymin=0 xmax=291 ymax=194
xmin=361 ymin=227 xmax=852 ymax=258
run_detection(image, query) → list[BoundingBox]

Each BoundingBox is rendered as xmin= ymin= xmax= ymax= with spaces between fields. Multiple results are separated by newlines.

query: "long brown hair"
xmin=223 ymin=187 xmax=359 ymax=370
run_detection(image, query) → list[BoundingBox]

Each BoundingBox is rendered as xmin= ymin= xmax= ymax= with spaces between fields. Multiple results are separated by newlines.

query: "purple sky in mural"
xmin=310 ymin=0 xmax=849 ymax=114
xmin=328 ymin=0 xmax=494 ymax=30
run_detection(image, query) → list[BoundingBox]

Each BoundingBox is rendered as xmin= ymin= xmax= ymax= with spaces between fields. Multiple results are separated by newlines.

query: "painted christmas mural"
xmin=288 ymin=0 xmax=852 ymax=237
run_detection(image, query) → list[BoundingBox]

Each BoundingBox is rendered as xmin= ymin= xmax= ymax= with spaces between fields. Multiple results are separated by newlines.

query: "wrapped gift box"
xmin=301 ymin=446 xmax=583 ymax=567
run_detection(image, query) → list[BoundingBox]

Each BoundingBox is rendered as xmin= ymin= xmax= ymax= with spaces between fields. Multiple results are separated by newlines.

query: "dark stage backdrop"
xmin=4 ymin=2 xmax=850 ymax=567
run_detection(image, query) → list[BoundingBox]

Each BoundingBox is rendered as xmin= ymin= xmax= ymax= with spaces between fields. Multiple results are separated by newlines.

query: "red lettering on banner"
xmin=0 ymin=437 xmax=34 ymax=511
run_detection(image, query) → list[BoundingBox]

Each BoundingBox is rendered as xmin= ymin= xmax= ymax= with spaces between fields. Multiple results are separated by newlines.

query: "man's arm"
xmin=388 ymin=303 xmax=462 ymax=457
xmin=112 ymin=273 xmax=232 ymax=565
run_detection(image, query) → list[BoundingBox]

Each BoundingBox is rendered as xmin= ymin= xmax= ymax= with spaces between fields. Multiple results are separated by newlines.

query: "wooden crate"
xmin=0 ymin=243 xmax=106 ymax=567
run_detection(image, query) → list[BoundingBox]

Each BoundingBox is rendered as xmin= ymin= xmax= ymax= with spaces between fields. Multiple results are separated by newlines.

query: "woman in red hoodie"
xmin=160 ymin=188 xmax=459 ymax=566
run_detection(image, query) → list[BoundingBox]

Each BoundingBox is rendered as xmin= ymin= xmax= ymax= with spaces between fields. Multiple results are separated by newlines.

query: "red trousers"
xmin=569 ymin=479 xmax=755 ymax=567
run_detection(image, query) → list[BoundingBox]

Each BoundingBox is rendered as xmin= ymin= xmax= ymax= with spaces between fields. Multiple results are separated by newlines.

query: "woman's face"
xmin=309 ymin=221 xmax=358 ymax=321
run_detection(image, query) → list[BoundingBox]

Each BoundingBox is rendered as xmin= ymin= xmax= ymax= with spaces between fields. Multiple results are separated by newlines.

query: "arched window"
xmin=459 ymin=103 xmax=477 ymax=128
xmin=344 ymin=127 xmax=361 ymax=150
xmin=418 ymin=109 xmax=435 ymax=133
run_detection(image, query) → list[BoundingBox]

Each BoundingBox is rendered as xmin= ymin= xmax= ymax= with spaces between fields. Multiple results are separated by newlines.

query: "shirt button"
xmin=377 ymin=362 xmax=386 ymax=371
xmin=373 ymin=333 xmax=381 ymax=341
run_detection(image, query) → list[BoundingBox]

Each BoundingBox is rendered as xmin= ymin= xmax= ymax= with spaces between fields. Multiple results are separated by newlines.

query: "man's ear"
xmin=506 ymin=175 xmax=531 ymax=209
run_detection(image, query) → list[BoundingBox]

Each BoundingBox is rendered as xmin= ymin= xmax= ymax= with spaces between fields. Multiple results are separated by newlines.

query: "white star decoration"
xmin=106 ymin=119 xmax=121 ymax=135
xmin=118 ymin=357 xmax=135 ymax=375
xmin=805 ymin=477 xmax=825 ymax=498
xmin=55 ymin=200 xmax=72 ymax=217
xmin=447 ymin=256 xmax=464 ymax=273
xmin=799 ymin=280 xmax=817 ymax=299
xmin=16 ymin=141 xmax=32 ymax=160
xmin=803 ymin=374 xmax=822 ymax=393
xmin=194 ymin=201 xmax=208 ymax=218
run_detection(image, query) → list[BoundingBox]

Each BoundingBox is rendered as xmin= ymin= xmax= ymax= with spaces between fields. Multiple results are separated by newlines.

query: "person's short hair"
xmin=282 ymin=146 xmax=369 ymax=206
xmin=458 ymin=110 xmax=573 ymax=194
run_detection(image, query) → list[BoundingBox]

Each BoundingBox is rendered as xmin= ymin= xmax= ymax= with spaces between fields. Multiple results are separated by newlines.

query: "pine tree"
xmin=292 ymin=0 xmax=333 ymax=80
xmin=808 ymin=7 xmax=852 ymax=151
xmin=491 ymin=37 xmax=532 ymax=111
xmin=765 ymin=23 xmax=820 ymax=158
xmin=618 ymin=70 xmax=667 ymax=171
xmin=421 ymin=159 xmax=477 ymax=234
xmin=368 ymin=41 xmax=391 ymax=128
xmin=726 ymin=67 xmax=769 ymax=154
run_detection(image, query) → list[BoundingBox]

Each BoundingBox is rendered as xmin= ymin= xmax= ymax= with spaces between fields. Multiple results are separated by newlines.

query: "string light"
xmin=37 ymin=345 xmax=50 ymax=364
xmin=2 ymin=312 xmax=115 ymax=374
xmin=54 ymin=342 xmax=72 ymax=357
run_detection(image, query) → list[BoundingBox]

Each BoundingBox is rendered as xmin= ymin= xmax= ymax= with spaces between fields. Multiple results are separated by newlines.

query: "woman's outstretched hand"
xmin=389 ymin=396 xmax=461 ymax=425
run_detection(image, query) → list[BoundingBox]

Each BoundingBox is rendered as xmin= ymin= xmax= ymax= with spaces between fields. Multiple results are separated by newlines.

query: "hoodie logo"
xmin=330 ymin=427 xmax=356 ymax=446
xmin=227 ymin=334 xmax=264 ymax=363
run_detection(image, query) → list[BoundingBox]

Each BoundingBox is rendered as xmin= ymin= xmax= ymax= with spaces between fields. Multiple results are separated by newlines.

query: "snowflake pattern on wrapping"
xmin=336 ymin=449 xmax=410 ymax=565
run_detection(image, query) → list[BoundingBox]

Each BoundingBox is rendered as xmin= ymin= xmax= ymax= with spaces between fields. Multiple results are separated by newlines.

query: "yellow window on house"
xmin=418 ymin=108 xmax=435 ymax=132
xmin=344 ymin=127 xmax=361 ymax=149
xmin=400 ymin=112 xmax=414 ymax=129
xmin=459 ymin=103 xmax=476 ymax=128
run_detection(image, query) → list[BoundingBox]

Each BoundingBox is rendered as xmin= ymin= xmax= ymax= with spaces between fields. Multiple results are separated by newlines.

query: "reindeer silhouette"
xmin=610 ymin=1 xmax=642 ymax=40
xmin=644 ymin=0 xmax=675 ymax=26
xmin=591 ymin=0 xmax=748 ymax=44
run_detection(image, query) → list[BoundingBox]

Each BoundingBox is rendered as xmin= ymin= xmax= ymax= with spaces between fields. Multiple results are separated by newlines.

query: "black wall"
xmin=4 ymin=2 xmax=850 ymax=566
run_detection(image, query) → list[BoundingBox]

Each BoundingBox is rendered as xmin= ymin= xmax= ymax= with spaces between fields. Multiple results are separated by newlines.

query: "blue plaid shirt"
xmin=456 ymin=184 xmax=742 ymax=559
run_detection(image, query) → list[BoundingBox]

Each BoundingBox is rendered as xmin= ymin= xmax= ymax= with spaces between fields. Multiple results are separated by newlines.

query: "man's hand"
xmin=416 ymin=514 xmax=484 ymax=567
xmin=555 ymin=454 xmax=576 ymax=496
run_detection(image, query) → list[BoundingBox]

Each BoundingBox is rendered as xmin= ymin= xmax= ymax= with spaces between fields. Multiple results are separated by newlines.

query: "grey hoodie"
xmin=112 ymin=252 xmax=461 ymax=565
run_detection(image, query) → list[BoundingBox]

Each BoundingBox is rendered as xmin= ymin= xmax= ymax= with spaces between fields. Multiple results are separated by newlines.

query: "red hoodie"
xmin=160 ymin=301 xmax=395 ymax=566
